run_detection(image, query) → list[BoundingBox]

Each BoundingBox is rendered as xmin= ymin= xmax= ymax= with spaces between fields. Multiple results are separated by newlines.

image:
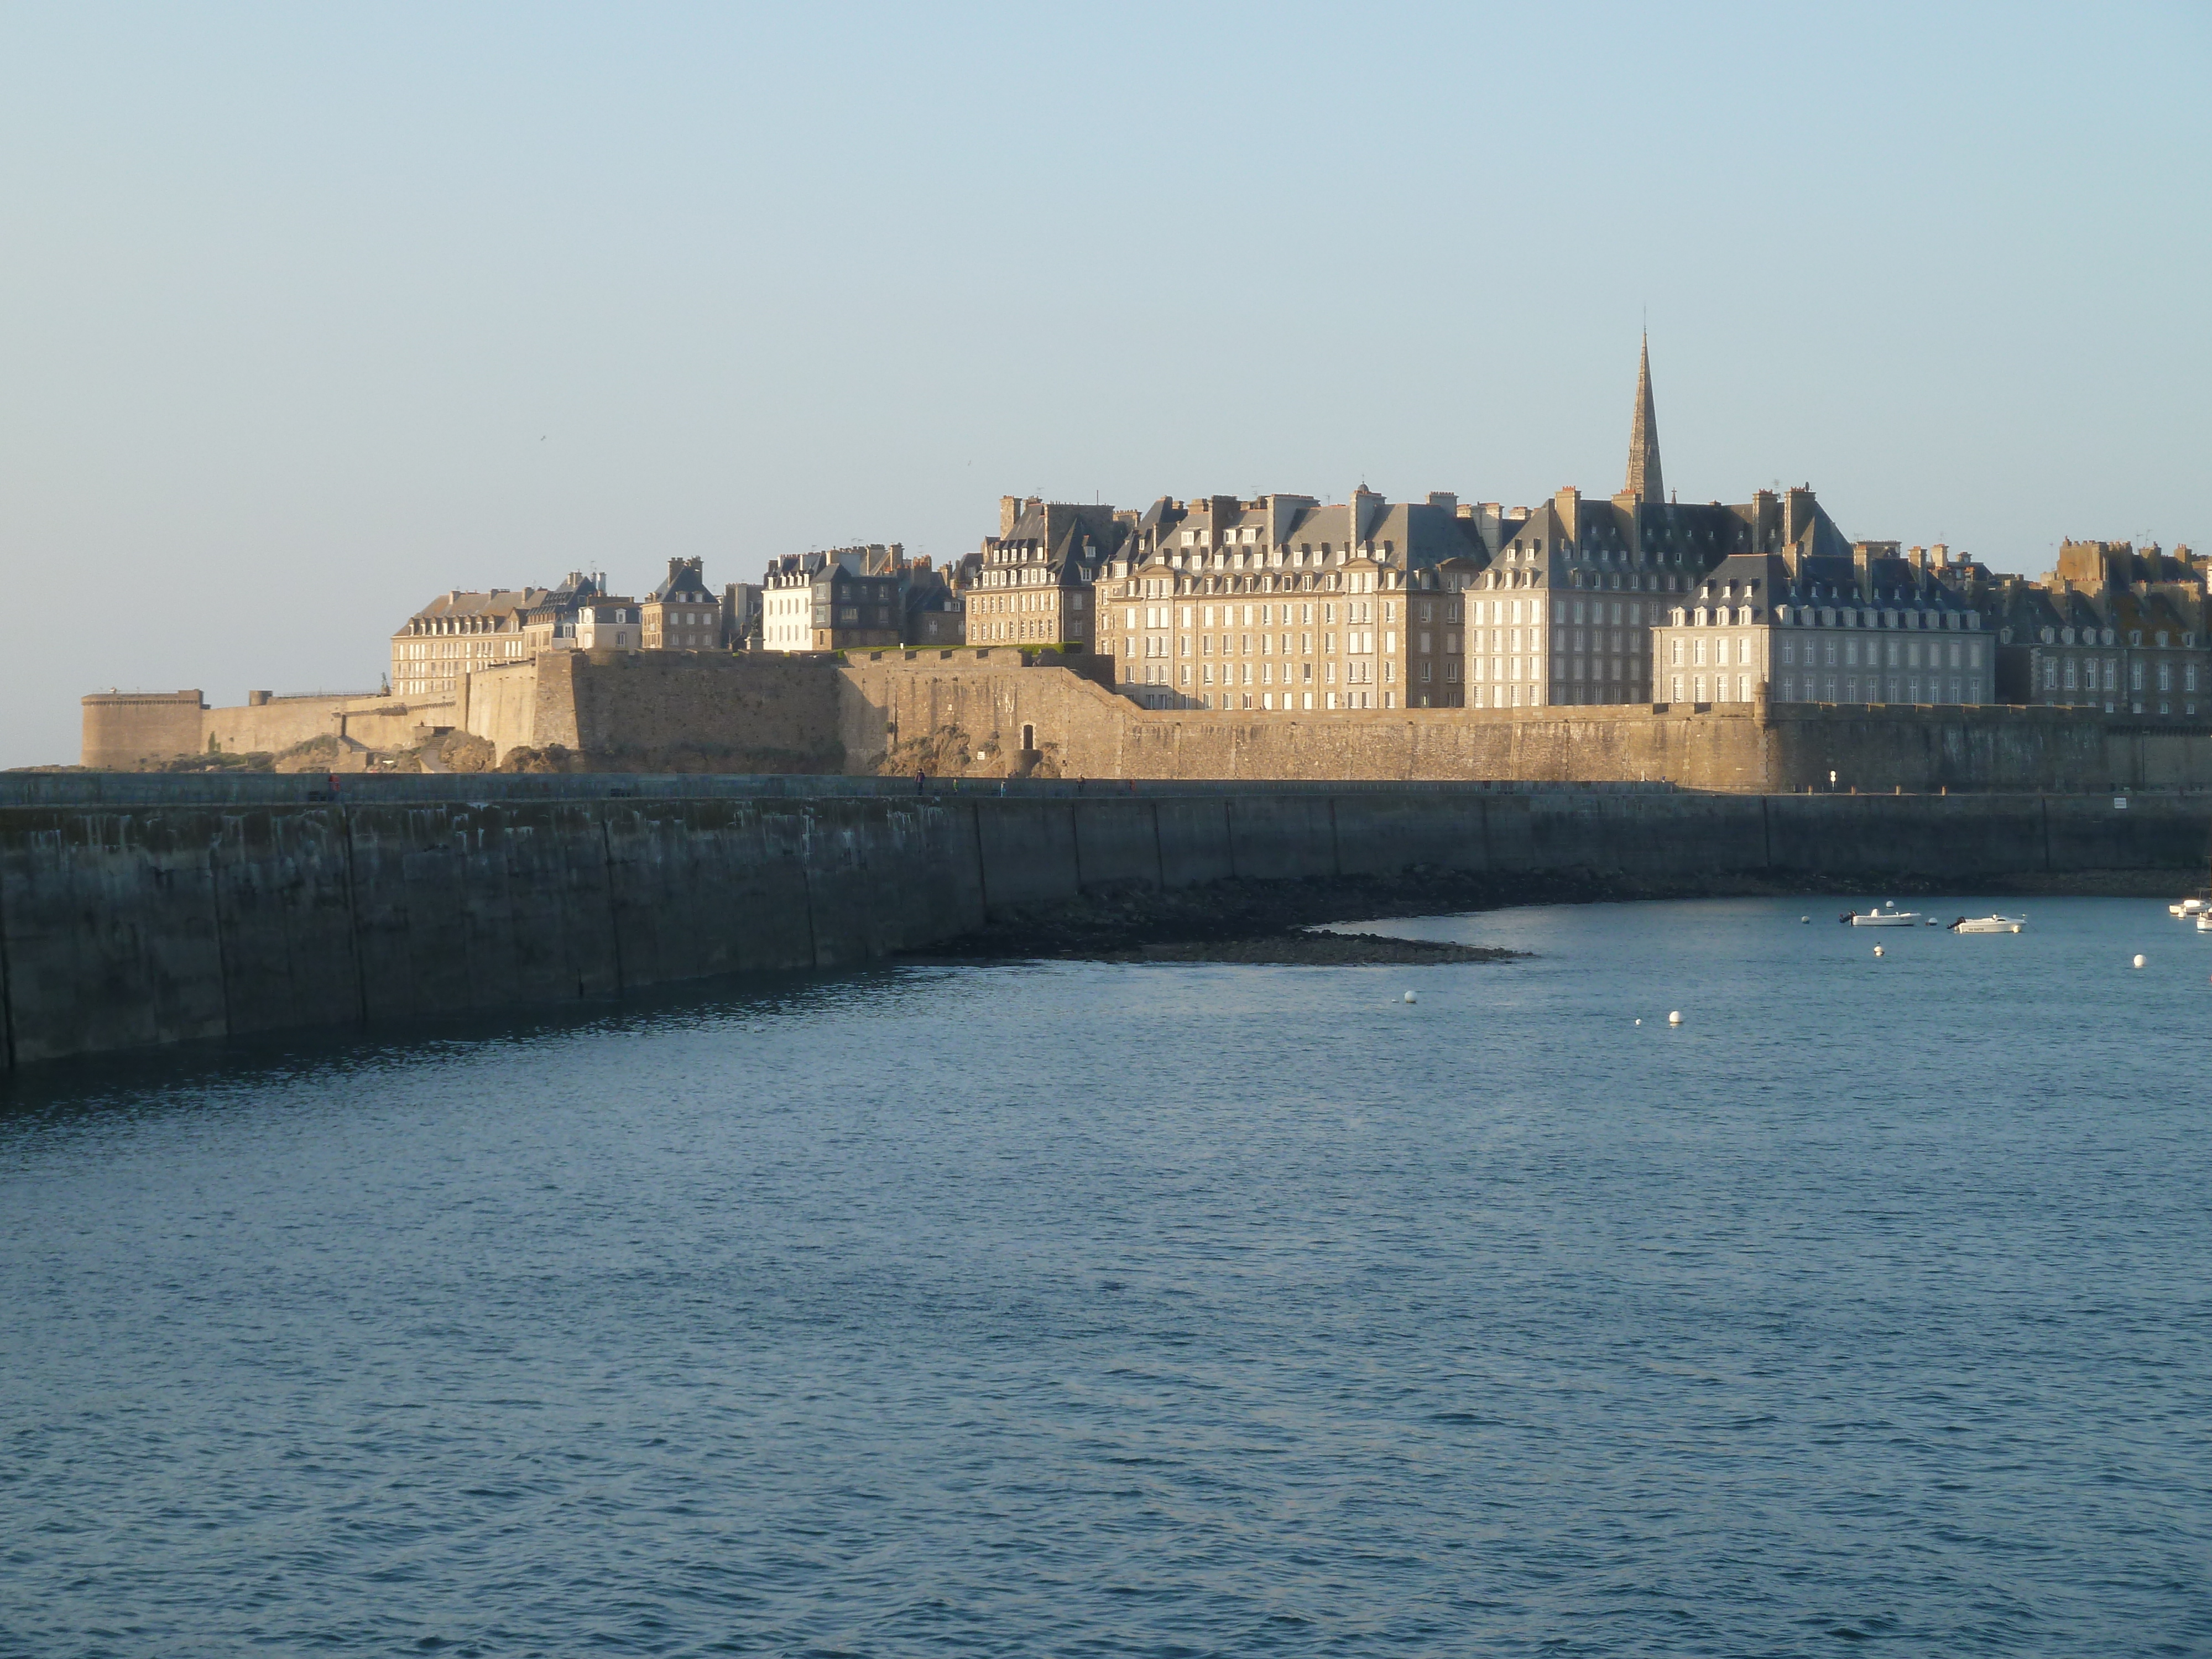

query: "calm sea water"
xmin=3 ymin=896 xmax=2210 ymax=1657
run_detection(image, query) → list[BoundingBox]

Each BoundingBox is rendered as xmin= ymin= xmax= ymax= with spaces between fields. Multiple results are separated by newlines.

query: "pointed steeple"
xmin=1625 ymin=332 xmax=1664 ymax=505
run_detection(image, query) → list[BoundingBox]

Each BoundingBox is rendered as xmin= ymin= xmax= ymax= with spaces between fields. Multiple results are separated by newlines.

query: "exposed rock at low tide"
xmin=1100 ymin=933 xmax=1520 ymax=966
xmin=909 ymin=862 xmax=2178 ymax=967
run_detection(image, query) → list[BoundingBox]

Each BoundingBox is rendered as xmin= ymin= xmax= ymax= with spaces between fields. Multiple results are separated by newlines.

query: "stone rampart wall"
xmin=203 ymin=695 xmax=450 ymax=758
xmin=3 ymin=777 xmax=2205 ymax=1068
xmin=838 ymin=653 xmax=2212 ymax=793
xmin=81 ymin=689 xmax=454 ymax=767
xmin=86 ymin=650 xmax=2212 ymax=791
xmin=458 ymin=660 xmax=544 ymax=757
xmin=80 ymin=691 xmax=206 ymax=769
xmin=463 ymin=650 xmax=847 ymax=771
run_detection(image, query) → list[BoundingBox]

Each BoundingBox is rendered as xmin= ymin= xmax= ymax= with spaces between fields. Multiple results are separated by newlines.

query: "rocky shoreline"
xmin=904 ymin=865 xmax=2183 ymax=964
xmin=1097 ymin=933 xmax=1521 ymax=966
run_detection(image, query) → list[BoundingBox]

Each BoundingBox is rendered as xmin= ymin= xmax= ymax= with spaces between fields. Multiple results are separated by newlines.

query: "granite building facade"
xmin=963 ymin=498 xmax=1124 ymax=649
xmin=760 ymin=546 xmax=906 ymax=653
xmin=642 ymin=557 xmax=724 ymax=652
xmin=390 ymin=588 xmax=542 ymax=700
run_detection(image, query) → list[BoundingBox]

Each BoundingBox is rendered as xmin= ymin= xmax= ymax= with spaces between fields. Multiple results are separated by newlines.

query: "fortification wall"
xmin=87 ymin=651 xmax=2212 ymax=790
xmin=81 ymin=691 xmax=206 ymax=769
xmin=841 ymin=651 xmax=1777 ymax=786
xmin=462 ymin=651 xmax=847 ymax=770
xmin=1764 ymin=706 xmax=2212 ymax=794
xmin=837 ymin=653 xmax=2212 ymax=792
xmin=81 ymin=690 xmax=456 ymax=767
xmin=2 ymin=773 xmax=2205 ymax=1068
xmin=460 ymin=660 xmax=544 ymax=757
xmin=567 ymin=651 xmax=846 ymax=771
xmin=202 ymin=694 xmax=449 ymax=758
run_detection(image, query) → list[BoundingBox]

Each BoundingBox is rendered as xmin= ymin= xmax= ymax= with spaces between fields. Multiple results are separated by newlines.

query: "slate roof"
xmin=646 ymin=559 xmax=715 ymax=603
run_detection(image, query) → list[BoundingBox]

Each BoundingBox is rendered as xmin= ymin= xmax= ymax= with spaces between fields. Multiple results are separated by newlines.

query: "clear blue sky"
xmin=2 ymin=2 xmax=2206 ymax=765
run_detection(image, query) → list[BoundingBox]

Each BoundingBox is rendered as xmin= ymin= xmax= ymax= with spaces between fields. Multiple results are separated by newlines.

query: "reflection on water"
xmin=3 ymin=897 xmax=2208 ymax=1656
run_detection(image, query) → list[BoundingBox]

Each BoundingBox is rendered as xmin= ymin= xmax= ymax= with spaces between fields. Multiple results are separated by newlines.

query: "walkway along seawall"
xmin=2 ymin=774 xmax=2206 ymax=1067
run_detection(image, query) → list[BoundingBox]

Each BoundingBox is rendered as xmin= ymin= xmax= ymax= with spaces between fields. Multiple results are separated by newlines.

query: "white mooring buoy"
xmin=1667 ymin=1010 xmax=1683 ymax=1026
xmin=2133 ymin=954 xmax=2147 ymax=969
xmin=1403 ymin=990 xmax=1417 ymax=1004
xmin=1634 ymin=1018 xmax=1642 ymax=1026
xmin=1873 ymin=945 xmax=1885 ymax=957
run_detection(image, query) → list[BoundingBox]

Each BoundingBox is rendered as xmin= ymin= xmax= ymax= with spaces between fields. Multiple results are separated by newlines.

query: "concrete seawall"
xmin=3 ymin=775 xmax=2206 ymax=1068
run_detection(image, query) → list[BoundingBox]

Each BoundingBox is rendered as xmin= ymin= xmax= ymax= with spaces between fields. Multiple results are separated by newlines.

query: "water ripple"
xmin=2 ymin=897 xmax=2208 ymax=1655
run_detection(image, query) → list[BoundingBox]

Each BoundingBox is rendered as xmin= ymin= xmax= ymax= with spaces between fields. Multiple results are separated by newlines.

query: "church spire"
xmin=1625 ymin=332 xmax=1664 ymax=505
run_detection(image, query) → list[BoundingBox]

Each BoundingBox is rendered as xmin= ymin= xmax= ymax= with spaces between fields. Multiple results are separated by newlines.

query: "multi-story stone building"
xmin=1652 ymin=542 xmax=1995 ymax=708
xmin=1086 ymin=339 xmax=1768 ymax=713
xmin=964 ymin=499 xmax=1126 ymax=649
xmin=390 ymin=588 xmax=543 ymax=700
xmin=1092 ymin=488 xmax=1485 ymax=711
xmin=1986 ymin=541 xmax=2208 ymax=714
xmin=572 ymin=597 xmax=641 ymax=649
xmin=641 ymin=557 xmax=724 ymax=651
xmin=901 ymin=558 xmax=967 ymax=646
xmin=759 ymin=546 xmax=906 ymax=653
xmin=519 ymin=572 xmax=611 ymax=654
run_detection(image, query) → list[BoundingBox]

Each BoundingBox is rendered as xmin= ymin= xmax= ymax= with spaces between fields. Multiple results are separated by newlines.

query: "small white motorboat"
xmin=2170 ymin=896 xmax=2206 ymax=918
xmin=1949 ymin=915 xmax=2026 ymax=934
xmin=2198 ymin=911 xmax=2212 ymax=933
xmin=1843 ymin=905 xmax=1921 ymax=927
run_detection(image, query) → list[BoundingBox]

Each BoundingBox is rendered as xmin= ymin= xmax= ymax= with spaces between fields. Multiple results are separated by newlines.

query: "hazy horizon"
xmin=4 ymin=2 xmax=2208 ymax=766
